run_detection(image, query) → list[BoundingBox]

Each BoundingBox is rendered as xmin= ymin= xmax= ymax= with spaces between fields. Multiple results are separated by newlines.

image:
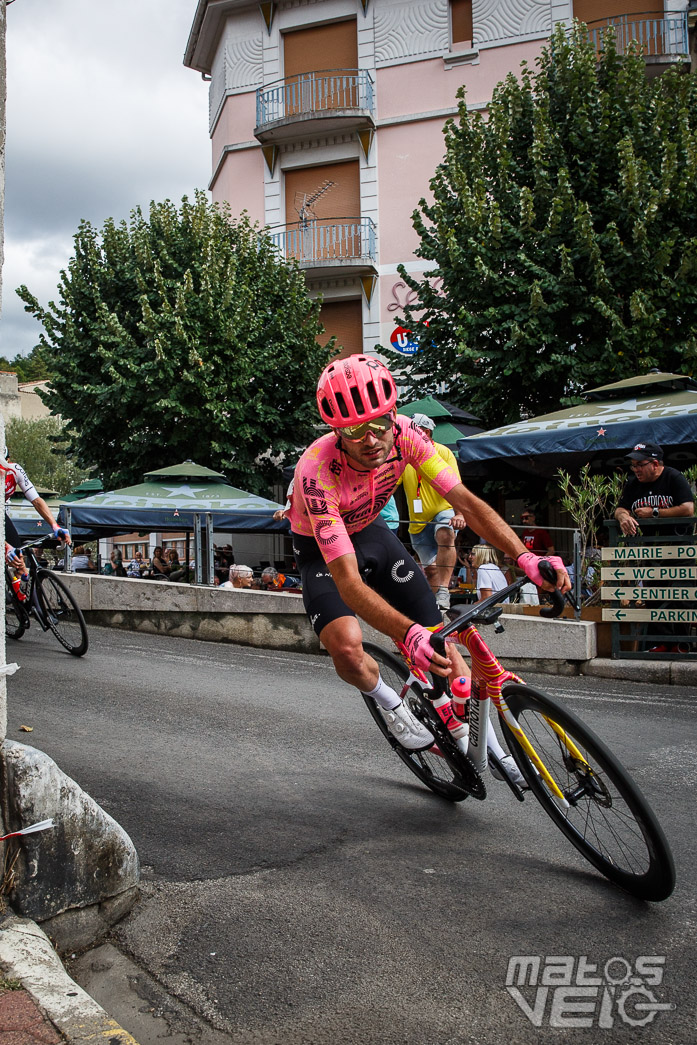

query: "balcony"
xmin=255 ymin=70 xmax=375 ymax=143
xmin=587 ymin=14 xmax=690 ymax=76
xmin=268 ymin=217 xmax=377 ymax=279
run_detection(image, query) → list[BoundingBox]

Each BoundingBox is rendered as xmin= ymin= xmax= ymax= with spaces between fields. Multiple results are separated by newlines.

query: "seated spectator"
xmin=149 ymin=546 xmax=171 ymax=580
xmin=166 ymin=548 xmax=187 ymax=582
xmin=72 ymin=545 xmax=96 ymax=572
xmin=473 ymin=545 xmax=509 ymax=603
xmin=127 ymin=551 xmax=145 ymax=578
xmin=103 ymin=548 xmax=126 ymax=577
xmin=260 ymin=566 xmax=300 ymax=591
xmin=219 ymin=564 xmax=254 ymax=590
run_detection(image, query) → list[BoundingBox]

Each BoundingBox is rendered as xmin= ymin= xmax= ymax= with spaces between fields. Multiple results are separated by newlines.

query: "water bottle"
xmin=11 ymin=573 xmax=29 ymax=603
xmin=451 ymin=676 xmax=471 ymax=721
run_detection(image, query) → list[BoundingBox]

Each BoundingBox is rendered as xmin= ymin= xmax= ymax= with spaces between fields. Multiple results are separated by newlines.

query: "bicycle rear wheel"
xmin=5 ymin=579 xmax=27 ymax=641
xmin=362 ymin=643 xmax=483 ymax=802
xmin=35 ymin=571 xmax=89 ymax=657
xmin=501 ymin=682 xmax=675 ymax=901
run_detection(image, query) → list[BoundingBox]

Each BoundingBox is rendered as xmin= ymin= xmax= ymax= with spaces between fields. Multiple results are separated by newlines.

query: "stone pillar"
xmin=0 ymin=0 xmax=7 ymax=746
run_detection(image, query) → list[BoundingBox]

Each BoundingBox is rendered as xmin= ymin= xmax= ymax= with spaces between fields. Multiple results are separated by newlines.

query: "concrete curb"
xmin=0 ymin=914 xmax=139 ymax=1044
xmin=581 ymin=657 xmax=697 ymax=685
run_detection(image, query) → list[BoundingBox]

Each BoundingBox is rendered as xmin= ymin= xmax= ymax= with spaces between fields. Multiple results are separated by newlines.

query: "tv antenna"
xmin=296 ymin=179 xmax=335 ymax=227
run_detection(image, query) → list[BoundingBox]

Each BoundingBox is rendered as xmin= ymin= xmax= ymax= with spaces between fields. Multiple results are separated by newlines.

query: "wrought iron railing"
xmin=587 ymin=14 xmax=689 ymax=58
xmin=269 ymin=218 xmax=377 ymax=266
xmin=256 ymin=69 xmax=374 ymax=127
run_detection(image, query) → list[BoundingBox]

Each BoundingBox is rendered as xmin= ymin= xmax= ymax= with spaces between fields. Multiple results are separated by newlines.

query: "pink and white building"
xmin=184 ymin=0 xmax=691 ymax=360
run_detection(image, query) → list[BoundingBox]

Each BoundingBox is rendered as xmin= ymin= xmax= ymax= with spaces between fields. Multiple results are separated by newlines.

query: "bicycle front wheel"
xmin=5 ymin=581 xmax=27 ymax=641
xmin=501 ymin=683 xmax=675 ymax=901
xmin=36 ymin=571 xmax=89 ymax=657
xmin=362 ymin=643 xmax=482 ymax=802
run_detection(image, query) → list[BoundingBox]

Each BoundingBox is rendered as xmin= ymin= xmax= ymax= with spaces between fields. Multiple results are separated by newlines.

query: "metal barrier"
xmin=588 ymin=14 xmax=689 ymax=57
xmin=269 ymin=217 xmax=377 ymax=266
xmin=256 ymin=69 xmax=374 ymax=127
xmin=602 ymin=518 xmax=697 ymax=659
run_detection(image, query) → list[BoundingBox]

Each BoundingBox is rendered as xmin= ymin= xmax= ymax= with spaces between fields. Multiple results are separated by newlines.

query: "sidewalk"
xmin=0 ymin=915 xmax=138 ymax=1045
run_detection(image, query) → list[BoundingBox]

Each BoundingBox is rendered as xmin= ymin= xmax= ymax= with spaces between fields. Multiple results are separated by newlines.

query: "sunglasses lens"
xmin=338 ymin=416 xmax=392 ymax=440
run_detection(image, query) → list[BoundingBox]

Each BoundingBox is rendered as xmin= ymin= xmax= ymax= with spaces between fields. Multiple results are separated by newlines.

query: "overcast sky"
xmin=2 ymin=0 xmax=211 ymax=358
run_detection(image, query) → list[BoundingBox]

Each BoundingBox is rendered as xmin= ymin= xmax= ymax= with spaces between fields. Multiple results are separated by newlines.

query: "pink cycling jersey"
xmin=288 ymin=415 xmax=461 ymax=563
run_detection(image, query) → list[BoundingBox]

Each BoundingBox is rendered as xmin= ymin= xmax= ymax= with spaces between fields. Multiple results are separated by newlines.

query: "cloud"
xmin=2 ymin=0 xmax=212 ymax=356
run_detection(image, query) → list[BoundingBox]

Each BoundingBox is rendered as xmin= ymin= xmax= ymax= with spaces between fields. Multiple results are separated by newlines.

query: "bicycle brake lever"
xmin=538 ymin=560 xmax=568 ymax=619
xmin=428 ymin=632 xmax=450 ymax=698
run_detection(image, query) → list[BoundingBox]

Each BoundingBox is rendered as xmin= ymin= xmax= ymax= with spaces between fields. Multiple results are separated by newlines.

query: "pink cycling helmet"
xmin=317 ymin=355 xmax=398 ymax=427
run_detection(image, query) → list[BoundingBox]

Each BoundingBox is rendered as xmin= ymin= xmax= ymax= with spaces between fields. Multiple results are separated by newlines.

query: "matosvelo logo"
xmin=506 ymin=955 xmax=674 ymax=1029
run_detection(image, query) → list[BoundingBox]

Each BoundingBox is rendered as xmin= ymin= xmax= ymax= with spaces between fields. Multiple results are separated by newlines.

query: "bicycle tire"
xmin=362 ymin=643 xmax=484 ymax=802
xmin=5 ymin=577 xmax=27 ymax=641
xmin=500 ymin=682 xmax=675 ymax=901
xmin=35 ymin=571 xmax=89 ymax=657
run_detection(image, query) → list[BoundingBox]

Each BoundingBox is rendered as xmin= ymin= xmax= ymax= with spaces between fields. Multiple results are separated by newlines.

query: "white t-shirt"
xmin=476 ymin=563 xmax=509 ymax=602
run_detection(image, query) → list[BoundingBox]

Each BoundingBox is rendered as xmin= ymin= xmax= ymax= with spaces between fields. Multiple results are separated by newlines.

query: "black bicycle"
xmin=5 ymin=536 xmax=89 ymax=657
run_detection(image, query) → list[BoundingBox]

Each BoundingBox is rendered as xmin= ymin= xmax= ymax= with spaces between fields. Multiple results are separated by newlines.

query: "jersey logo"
xmin=328 ymin=459 xmax=342 ymax=477
xmin=391 ymin=560 xmax=414 ymax=584
xmin=302 ymin=477 xmax=329 ymax=516
xmin=316 ymin=521 xmax=338 ymax=545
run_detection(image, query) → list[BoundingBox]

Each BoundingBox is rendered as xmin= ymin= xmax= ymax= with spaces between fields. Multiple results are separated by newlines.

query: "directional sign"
xmin=602 ymin=545 xmax=697 ymax=561
xmin=603 ymin=608 xmax=697 ymax=622
xmin=601 ymin=587 xmax=697 ymax=601
xmin=601 ymin=565 xmax=697 ymax=581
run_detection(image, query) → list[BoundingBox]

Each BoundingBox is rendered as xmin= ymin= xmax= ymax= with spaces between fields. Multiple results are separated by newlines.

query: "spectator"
xmin=72 ymin=545 xmax=96 ymax=573
xmin=273 ymin=478 xmax=294 ymax=522
xmin=614 ymin=442 xmax=694 ymax=653
xmin=127 ymin=551 xmax=145 ymax=578
xmin=260 ymin=566 xmax=300 ymax=591
xmin=614 ymin=443 xmax=693 ymax=537
xmin=379 ymin=495 xmax=400 ymax=532
xmin=149 ymin=546 xmax=171 ymax=580
xmin=473 ymin=545 xmax=509 ymax=603
xmin=219 ymin=564 xmax=254 ymax=589
xmin=166 ymin=548 xmax=187 ymax=582
xmin=401 ymin=414 xmax=465 ymax=611
xmin=520 ymin=508 xmax=555 ymax=554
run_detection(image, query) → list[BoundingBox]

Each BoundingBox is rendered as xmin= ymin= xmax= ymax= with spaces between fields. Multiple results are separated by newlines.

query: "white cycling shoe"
xmin=380 ymin=701 xmax=434 ymax=751
xmin=489 ymin=753 xmax=527 ymax=787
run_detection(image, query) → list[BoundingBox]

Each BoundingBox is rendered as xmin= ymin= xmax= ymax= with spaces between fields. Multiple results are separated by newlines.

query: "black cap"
xmin=626 ymin=442 xmax=663 ymax=461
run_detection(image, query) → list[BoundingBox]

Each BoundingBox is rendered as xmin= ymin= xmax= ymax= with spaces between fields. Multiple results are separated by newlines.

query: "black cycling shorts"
xmin=292 ymin=518 xmax=441 ymax=637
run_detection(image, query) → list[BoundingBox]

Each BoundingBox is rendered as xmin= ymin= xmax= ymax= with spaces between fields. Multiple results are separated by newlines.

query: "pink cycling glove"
xmin=398 ymin=623 xmax=456 ymax=672
xmin=517 ymin=552 xmax=566 ymax=587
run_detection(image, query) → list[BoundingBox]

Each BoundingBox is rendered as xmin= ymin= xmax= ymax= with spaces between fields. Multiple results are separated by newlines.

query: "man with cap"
xmin=615 ymin=443 xmax=694 ymax=653
xmin=400 ymin=413 xmax=465 ymax=610
xmin=614 ymin=443 xmax=693 ymax=537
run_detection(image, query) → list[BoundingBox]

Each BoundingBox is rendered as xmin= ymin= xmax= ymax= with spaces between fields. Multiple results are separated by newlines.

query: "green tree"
xmin=17 ymin=192 xmax=330 ymax=493
xmin=0 ymin=345 xmax=53 ymax=382
xmin=5 ymin=417 xmax=91 ymax=497
xmin=390 ymin=22 xmax=697 ymax=427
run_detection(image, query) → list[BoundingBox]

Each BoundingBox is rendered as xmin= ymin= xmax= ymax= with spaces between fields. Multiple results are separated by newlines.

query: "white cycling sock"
xmin=486 ymin=725 xmax=507 ymax=761
xmin=362 ymin=675 xmax=401 ymax=711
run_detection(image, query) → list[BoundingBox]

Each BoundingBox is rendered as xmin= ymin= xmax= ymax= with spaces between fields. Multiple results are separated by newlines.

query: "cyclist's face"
xmin=339 ymin=417 xmax=395 ymax=470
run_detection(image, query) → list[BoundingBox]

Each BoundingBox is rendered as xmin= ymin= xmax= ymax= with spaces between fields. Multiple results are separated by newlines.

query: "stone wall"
xmin=57 ymin=574 xmax=596 ymax=669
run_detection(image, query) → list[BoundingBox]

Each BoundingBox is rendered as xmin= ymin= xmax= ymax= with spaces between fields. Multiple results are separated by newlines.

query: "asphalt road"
xmin=5 ymin=624 xmax=697 ymax=1045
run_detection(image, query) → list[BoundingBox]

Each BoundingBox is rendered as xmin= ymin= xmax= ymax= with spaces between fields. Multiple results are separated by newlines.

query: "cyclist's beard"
xmin=340 ymin=432 xmax=395 ymax=471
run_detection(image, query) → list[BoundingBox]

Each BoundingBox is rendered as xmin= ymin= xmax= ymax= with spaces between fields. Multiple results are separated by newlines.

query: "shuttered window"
xmin=317 ymin=299 xmax=363 ymax=358
xmin=573 ymin=0 xmax=662 ymax=27
xmin=450 ymin=0 xmax=473 ymax=45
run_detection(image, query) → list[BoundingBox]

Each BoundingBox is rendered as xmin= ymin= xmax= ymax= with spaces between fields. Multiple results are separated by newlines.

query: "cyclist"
xmin=1 ymin=446 xmax=71 ymax=572
xmin=288 ymin=356 xmax=570 ymax=753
